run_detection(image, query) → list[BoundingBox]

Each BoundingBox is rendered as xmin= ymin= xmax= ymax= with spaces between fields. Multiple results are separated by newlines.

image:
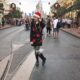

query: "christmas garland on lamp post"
xmin=54 ymin=3 xmax=60 ymax=9
xmin=10 ymin=3 xmax=16 ymax=11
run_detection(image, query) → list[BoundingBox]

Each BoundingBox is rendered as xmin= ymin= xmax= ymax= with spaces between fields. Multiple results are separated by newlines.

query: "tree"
xmin=7 ymin=9 xmax=22 ymax=18
xmin=56 ymin=7 xmax=67 ymax=17
xmin=0 ymin=3 xmax=4 ymax=13
xmin=67 ymin=0 xmax=80 ymax=12
xmin=75 ymin=0 xmax=80 ymax=5
xmin=74 ymin=0 xmax=80 ymax=10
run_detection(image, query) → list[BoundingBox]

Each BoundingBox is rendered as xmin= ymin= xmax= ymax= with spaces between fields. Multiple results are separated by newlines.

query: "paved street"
xmin=0 ymin=26 xmax=80 ymax=80
xmin=0 ymin=25 xmax=32 ymax=80
xmin=0 ymin=25 xmax=27 ymax=60
xmin=0 ymin=0 xmax=80 ymax=80
xmin=30 ymin=31 xmax=80 ymax=80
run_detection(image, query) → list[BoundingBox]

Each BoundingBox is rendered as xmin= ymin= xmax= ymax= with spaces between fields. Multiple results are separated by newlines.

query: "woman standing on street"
xmin=30 ymin=12 xmax=46 ymax=67
xmin=46 ymin=16 xmax=52 ymax=36
xmin=52 ymin=17 xmax=59 ymax=38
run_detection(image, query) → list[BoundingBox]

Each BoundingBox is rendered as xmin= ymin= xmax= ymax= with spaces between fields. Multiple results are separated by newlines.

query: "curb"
xmin=11 ymin=51 xmax=36 ymax=80
xmin=61 ymin=29 xmax=80 ymax=39
xmin=0 ymin=60 xmax=9 ymax=80
xmin=0 ymin=56 xmax=10 ymax=80
xmin=0 ymin=25 xmax=12 ymax=30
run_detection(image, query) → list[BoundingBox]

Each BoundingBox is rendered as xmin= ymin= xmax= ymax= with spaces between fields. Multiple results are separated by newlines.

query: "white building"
xmin=36 ymin=0 xmax=45 ymax=18
xmin=0 ymin=0 xmax=10 ymax=18
xmin=4 ymin=0 xmax=10 ymax=15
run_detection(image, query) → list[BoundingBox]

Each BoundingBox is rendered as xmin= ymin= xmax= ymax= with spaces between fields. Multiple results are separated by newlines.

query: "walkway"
xmin=61 ymin=27 xmax=80 ymax=38
xmin=0 ymin=25 xmax=12 ymax=30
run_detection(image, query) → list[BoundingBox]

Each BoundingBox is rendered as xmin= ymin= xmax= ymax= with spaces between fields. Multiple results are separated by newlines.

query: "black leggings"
xmin=47 ymin=27 xmax=51 ymax=34
xmin=33 ymin=46 xmax=45 ymax=62
xmin=34 ymin=46 xmax=40 ymax=53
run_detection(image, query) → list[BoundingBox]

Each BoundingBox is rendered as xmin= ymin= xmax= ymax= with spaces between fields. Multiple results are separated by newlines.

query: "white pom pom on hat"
xmin=34 ymin=12 xmax=41 ymax=18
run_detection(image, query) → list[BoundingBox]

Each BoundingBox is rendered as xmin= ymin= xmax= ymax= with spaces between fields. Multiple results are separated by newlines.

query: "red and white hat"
xmin=34 ymin=12 xmax=41 ymax=18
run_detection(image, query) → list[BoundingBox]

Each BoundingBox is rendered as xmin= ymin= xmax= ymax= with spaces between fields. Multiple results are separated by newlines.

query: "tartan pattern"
xmin=30 ymin=21 xmax=44 ymax=46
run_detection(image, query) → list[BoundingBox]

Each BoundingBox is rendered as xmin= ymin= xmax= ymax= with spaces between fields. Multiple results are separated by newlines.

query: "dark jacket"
xmin=57 ymin=20 xmax=62 ymax=29
xmin=47 ymin=19 xmax=51 ymax=28
xmin=30 ymin=19 xmax=45 ymax=46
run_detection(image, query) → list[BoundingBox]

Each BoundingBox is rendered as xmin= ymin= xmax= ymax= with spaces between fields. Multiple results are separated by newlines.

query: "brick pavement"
xmin=61 ymin=27 xmax=80 ymax=38
xmin=0 ymin=24 xmax=12 ymax=30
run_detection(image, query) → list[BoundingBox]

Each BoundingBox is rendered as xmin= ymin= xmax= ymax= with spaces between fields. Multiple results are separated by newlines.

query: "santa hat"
xmin=34 ymin=12 xmax=41 ymax=18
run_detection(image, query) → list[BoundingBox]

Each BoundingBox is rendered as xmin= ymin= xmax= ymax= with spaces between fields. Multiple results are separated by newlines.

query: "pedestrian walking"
xmin=52 ymin=17 xmax=59 ymax=38
xmin=46 ymin=16 xmax=52 ymax=36
xmin=30 ymin=12 xmax=46 ymax=67
xmin=25 ymin=18 xmax=29 ymax=30
xmin=56 ymin=17 xmax=62 ymax=36
xmin=2 ymin=17 xmax=5 ymax=26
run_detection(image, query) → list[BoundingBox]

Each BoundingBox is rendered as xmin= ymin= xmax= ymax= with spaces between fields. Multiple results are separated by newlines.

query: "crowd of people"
xmin=43 ymin=16 xmax=80 ymax=38
xmin=45 ymin=16 xmax=62 ymax=38
xmin=0 ymin=16 xmax=25 ymax=28
xmin=24 ymin=14 xmax=80 ymax=39
xmin=25 ymin=15 xmax=62 ymax=39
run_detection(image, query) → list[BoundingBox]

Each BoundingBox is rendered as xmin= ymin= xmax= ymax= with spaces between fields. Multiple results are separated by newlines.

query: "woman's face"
xmin=34 ymin=16 xmax=39 ymax=22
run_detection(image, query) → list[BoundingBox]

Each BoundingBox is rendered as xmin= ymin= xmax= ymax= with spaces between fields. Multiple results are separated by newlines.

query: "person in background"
xmin=46 ymin=16 xmax=51 ymax=36
xmin=2 ymin=17 xmax=5 ymax=26
xmin=56 ymin=17 xmax=62 ymax=37
xmin=25 ymin=18 xmax=29 ymax=30
xmin=30 ymin=12 xmax=46 ymax=67
xmin=52 ymin=16 xmax=59 ymax=38
xmin=0 ymin=18 xmax=2 ymax=28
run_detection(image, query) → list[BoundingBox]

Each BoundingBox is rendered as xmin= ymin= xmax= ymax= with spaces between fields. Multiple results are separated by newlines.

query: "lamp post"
xmin=10 ymin=3 xmax=16 ymax=12
xmin=48 ymin=1 xmax=51 ymax=16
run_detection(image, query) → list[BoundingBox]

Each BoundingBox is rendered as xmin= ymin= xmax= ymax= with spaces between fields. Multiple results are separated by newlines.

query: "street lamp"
xmin=0 ymin=3 xmax=4 ymax=13
xmin=10 ymin=3 xmax=16 ymax=12
xmin=48 ymin=1 xmax=51 ymax=16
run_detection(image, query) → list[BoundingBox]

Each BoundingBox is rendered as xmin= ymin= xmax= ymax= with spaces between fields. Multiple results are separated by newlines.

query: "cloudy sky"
xmin=9 ymin=0 xmax=57 ymax=14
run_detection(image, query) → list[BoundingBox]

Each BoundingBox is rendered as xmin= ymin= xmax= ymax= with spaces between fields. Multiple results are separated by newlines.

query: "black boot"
xmin=39 ymin=53 xmax=46 ymax=66
xmin=35 ymin=52 xmax=39 ymax=67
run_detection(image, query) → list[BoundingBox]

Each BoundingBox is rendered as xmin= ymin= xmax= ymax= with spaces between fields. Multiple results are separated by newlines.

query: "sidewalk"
xmin=0 ymin=56 xmax=10 ymax=79
xmin=0 ymin=24 xmax=12 ymax=30
xmin=11 ymin=34 xmax=80 ymax=80
xmin=61 ymin=27 xmax=80 ymax=38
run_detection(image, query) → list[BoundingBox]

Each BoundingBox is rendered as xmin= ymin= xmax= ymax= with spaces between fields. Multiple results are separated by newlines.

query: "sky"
xmin=9 ymin=0 xmax=57 ymax=15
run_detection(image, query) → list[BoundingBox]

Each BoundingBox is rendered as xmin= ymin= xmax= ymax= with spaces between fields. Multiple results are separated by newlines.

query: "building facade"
xmin=0 ymin=0 xmax=10 ymax=25
xmin=4 ymin=0 xmax=10 ymax=15
xmin=0 ymin=0 xmax=10 ymax=18
xmin=51 ymin=0 xmax=76 ymax=18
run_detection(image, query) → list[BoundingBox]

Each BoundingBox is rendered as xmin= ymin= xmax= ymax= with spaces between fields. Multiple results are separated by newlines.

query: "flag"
xmin=36 ymin=2 xmax=40 ymax=9
xmin=35 ymin=0 xmax=44 ymax=17
xmin=36 ymin=0 xmax=43 ymax=14
xmin=36 ymin=0 xmax=42 ymax=12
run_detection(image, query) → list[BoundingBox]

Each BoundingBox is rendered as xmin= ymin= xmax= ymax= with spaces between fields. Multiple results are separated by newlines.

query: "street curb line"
xmin=61 ymin=29 xmax=80 ymax=39
xmin=0 ymin=60 xmax=9 ymax=80
xmin=0 ymin=26 xmax=12 ymax=30
xmin=0 ymin=39 xmax=30 ymax=80
xmin=0 ymin=56 xmax=10 ymax=80
xmin=11 ymin=51 xmax=36 ymax=80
